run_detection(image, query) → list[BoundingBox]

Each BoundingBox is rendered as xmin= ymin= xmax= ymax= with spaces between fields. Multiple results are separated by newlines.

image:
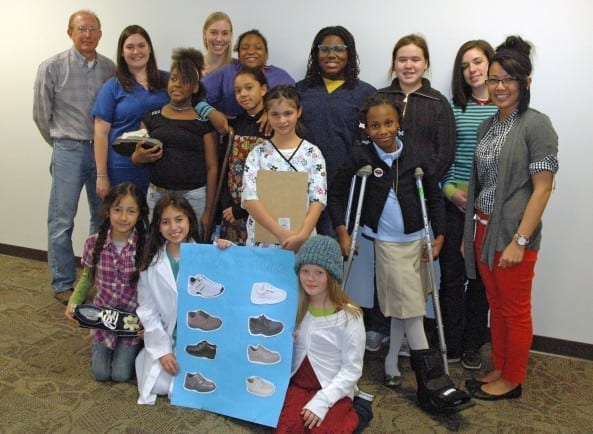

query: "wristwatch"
xmin=514 ymin=233 xmax=529 ymax=246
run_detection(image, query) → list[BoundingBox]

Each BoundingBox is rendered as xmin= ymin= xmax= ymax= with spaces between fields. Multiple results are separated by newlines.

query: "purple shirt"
xmin=203 ymin=61 xmax=295 ymax=117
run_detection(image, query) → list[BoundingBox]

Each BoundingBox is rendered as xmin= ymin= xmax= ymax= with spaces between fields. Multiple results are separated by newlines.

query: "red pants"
xmin=274 ymin=357 xmax=359 ymax=434
xmin=474 ymin=213 xmax=538 ymax=384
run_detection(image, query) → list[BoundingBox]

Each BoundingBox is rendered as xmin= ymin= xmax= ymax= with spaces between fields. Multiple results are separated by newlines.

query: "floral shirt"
xmin=241 ymin=139 xmax=327 ymax=246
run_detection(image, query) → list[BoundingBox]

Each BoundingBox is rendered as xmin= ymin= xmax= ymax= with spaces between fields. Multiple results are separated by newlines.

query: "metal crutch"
xmin=414 ymin=167 xmax=449 ymax=374
xmin=203 ymin=127 xmax=235 ymax=242
xmin=342 ymin=165 xmax=373 ymax=289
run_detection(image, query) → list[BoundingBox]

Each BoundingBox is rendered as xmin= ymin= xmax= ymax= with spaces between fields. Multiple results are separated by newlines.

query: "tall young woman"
xmin=93 ymin=25 xmax=168 ymax=197
xmin=463 ymin=36 xmax=558 ymax=400
xmin=369 ymin=34 xmax=456 ymax=352
xmin=297 ymin=25 xmax=375 ymax=236
xmin=201 ymin=11 xmax=233 ymax=76
xmin=439 ymin=40 xmax=498 ymax=369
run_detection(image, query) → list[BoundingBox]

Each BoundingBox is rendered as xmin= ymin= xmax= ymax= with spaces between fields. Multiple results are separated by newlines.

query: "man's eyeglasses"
xmin=318 ymin=44 xmax=348 ymax=54
xmin=75 ymin=26 xmax=100 ymax=34
xmin=485 ymin=77 xmax=518 ymax=86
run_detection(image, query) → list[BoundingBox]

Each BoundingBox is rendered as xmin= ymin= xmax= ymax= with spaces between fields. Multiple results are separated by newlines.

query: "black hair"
xmin=91 ymin=182 xmax=148 ymax=286
xmin=490 ymin=35 xmax=533 ymax=114
xmin=170 ymin=47 xmax=206 ymax=106
xmin=451 ymin=40 xmax=495 ymax=111
xmin=358 ymin=93 xmax=403 ymax=142
xmin=302 ymin=25 xmax=360 ymax=89
xmin=140 ymin=192 xmax=201 ymax=271
xmin=234 ymin=65 xmax=268 ymax=87
xmin=234 ymin=29 xmax=268 ymax=54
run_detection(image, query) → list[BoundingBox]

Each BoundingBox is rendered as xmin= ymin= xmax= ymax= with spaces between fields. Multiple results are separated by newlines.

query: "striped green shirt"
xmin=442 ymin=100 xmax=498 ymax=200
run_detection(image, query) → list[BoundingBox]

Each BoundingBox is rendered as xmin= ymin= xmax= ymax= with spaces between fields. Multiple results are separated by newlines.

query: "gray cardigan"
xmin=464 ymin=108 xmax=558 ymax=277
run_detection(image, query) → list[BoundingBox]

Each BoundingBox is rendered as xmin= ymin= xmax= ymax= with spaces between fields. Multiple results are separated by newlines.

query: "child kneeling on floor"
xmin=274 ymin=235 xmax=365 ymax=433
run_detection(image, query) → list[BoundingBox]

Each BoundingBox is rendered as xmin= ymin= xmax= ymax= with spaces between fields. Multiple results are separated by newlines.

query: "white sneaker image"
xmin=188 ymin=274 xmax=224 ymax=298
xmin=250 ymin=282 xmax=287 ymax=304
xmin=246 ymin=376 xmax=275 ymax=397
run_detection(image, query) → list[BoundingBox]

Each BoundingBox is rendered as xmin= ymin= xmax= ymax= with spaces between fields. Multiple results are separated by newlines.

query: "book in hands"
xmin=112 ymin=129 xmax=163 ymax=156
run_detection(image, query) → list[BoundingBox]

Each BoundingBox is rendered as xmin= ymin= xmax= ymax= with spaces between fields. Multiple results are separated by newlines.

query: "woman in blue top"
xmin=203 ymin=29 xmax=295 ymax=118
xmin=297 ymin=25 xmax=375 ymax=235
xmin=93 ymin=25 xmax=169 ymax=198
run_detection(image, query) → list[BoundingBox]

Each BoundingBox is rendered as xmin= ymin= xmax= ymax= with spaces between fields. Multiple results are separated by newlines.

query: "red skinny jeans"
xmin=474 ymin=212 xmax=538 ymax=384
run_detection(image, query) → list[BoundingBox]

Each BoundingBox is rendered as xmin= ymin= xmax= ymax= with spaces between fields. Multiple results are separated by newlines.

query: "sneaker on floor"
xmin=447 ymin=353 xmax=462 ymax=364
xmin=365 ymin=331 xmax=384 ymax=352
xmin=246 ymin=376 xmax=275 ymax=397
xmin=247 ymin=344 xmax=281 ymax=365
xmin=398 ymin=336 xmax=410 ymax=357
xmin=250 ymin=282 xmax=287 ymax=304
xmin=187 ymin=274 xmax=224 ymax=298
xmin=461 ymin=349 xmax=482 ymax=370
xmin=187 ymin=310 xmax=222 ymax=331
xmin=248 ymin=314 xmax=284 ymax=337
xmin=184 ymin=372 xmax=216 ymax=393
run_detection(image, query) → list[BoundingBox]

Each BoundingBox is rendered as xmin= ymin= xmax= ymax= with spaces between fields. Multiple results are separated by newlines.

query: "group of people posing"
xmin=34 ymin=8 xmax=558 ymax=433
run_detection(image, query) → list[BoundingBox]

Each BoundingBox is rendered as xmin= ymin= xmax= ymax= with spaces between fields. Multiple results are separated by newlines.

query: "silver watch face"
xmin=517 ymin=236 xmax=527 ymax=246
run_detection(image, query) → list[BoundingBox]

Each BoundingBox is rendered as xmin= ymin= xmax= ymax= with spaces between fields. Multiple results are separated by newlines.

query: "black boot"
xmin=410 ymin=348 xmax=474 ymax=413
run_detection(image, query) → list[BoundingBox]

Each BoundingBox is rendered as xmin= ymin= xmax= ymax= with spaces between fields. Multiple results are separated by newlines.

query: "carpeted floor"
xmin=2 ymin=253 xmax=593 ymax=433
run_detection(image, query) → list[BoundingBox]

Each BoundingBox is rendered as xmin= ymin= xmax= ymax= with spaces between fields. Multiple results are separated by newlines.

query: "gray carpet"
xmin=1 ymin=253 xmax=593 ymax=433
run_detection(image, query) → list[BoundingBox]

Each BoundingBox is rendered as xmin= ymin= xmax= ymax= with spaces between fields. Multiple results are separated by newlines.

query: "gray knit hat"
xmin=294 ymin=235 xmax=343 ymax=283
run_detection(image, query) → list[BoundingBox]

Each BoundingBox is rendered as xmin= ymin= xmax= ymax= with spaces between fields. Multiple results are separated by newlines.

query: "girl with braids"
xmin=297 ymin=25 xmax=375 ymax=235
xmin=132 ymin=47 xmax=218 ymax=234
xmin=65 ymin=182 xmax=148 ymax=382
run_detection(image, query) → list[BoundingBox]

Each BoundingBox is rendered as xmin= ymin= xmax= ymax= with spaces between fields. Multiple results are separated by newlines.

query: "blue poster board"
xmin=171 ymin=243 xmax=298 ymax=428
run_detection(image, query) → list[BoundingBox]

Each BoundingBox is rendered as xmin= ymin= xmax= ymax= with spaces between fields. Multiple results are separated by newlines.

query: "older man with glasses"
xmin=33 ymin=10 xmax=116 ymax=304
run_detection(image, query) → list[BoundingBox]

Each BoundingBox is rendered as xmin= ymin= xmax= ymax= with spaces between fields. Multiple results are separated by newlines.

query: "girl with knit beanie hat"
xmin=274 ymin=235 xmax=365 ymax=433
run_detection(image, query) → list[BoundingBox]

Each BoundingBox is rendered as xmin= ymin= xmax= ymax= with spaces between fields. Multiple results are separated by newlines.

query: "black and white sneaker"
xmin=461 ymin=350 xmax=482 ymax=370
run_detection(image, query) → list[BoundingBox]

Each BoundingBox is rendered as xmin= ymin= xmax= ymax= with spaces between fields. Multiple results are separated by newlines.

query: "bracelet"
xmin=97 ymin=174 xmax=108 ymax=178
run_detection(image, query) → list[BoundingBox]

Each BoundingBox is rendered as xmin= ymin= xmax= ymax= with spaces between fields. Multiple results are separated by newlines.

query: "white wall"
xmin=1 ymin=0 xmax=591 ymax=343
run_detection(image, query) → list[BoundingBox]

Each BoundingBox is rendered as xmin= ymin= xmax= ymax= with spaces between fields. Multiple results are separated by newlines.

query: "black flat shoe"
xmin=465 ymin=378 xmax=488 ymax=394
xmin=473 ymin=384 xmax=522 ymax=401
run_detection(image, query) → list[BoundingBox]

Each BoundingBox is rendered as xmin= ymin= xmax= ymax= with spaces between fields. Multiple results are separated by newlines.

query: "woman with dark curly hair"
xmin=132 ymin=48 xmax=218 ymax=234
xmin=297 ymin=25 xmax=375 ymax=235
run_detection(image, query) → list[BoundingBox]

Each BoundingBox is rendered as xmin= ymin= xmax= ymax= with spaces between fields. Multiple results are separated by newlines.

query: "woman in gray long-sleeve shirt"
xmin=463 ymin=36 xmax=559 ymax=401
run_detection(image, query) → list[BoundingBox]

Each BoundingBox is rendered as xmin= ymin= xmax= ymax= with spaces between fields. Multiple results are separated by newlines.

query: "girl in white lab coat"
xmin=135 ymin=192 xmax=201 ymax=404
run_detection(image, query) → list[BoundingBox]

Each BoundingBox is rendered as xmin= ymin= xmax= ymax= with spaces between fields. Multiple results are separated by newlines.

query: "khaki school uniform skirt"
xmin=374 ymin=238 xmax=431 ymax=319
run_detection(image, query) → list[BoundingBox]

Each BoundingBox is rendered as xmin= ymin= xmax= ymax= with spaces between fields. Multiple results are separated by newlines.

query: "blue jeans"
xmin=48 ymin=139 xmax=101 ymax=292
xmin=91 ymin=339 xmax=141 ymax=382
xmin=147 ymin=184 xmax=206 ymax=226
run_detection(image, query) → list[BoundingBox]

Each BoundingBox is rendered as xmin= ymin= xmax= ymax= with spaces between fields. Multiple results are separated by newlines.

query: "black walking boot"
xmin=410 ymin=348 xmax=474 ymax=413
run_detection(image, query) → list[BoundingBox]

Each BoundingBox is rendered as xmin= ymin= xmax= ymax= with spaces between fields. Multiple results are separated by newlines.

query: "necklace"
xmin=170 ymin=103 xmax=193 ymax=111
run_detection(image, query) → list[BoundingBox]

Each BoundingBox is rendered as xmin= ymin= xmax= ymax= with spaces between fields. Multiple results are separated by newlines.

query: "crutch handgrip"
xmin=343 ymin=164 xmax=373 ymax=288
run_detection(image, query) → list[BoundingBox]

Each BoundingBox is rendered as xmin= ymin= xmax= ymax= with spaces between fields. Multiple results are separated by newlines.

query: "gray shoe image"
xmin=247 ymin=344 xmax=281 ymax=364
xmin=248 ymin=314 xmax=284 ymax=337
xmin=184 ymin=372 xmax=216 ymax=393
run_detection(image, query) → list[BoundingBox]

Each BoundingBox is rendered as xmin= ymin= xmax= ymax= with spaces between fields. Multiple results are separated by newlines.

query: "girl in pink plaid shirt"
xmin=65 ymin=182 xmax=148 ymax=382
